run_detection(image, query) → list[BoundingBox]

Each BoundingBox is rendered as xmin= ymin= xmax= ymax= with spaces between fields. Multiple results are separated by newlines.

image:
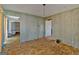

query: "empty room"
xmin=0 ymin=4 xmax=79 ymax=55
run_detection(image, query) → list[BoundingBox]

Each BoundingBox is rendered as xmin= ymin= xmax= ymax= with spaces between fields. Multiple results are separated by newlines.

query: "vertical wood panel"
xmin=4 ymin=16 xmax=7 ymax=44
xmin=0 ymin=12 xmax=2 ymax=52
xmin=0 ymin=5 xmax=3 ymax=52
xmin=50 ymin=8 xmax=79 ymax=48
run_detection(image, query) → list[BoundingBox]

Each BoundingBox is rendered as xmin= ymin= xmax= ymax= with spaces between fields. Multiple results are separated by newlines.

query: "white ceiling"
xmin=2 ymin=4 xmax=79 ymax=17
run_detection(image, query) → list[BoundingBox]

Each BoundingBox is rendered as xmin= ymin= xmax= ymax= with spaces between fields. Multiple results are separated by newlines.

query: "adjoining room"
xmin=4 ymin=15 xmax=20 ymax=44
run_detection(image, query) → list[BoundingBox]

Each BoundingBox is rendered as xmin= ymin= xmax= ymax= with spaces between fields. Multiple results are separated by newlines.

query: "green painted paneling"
xmin=4 ymin=10 xmax=45 ymax=43
xmin=51 ymin=8 xmax=79 ymax=48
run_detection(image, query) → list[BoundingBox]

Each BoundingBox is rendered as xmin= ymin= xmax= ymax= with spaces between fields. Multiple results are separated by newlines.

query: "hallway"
xmin=5 ymin=33 xmax=20 ymax=44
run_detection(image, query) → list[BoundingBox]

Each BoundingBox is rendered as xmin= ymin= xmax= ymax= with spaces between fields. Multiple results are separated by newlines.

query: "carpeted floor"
xmin=5 ymin=33 xmax=20 ymax=44
xmin=3 ymin=37 xmax=79 ymax=55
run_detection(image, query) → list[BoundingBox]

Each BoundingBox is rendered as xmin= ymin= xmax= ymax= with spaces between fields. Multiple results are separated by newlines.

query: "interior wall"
xmin=0 ymin=12 xmax=2 ymax=52
xmin=8 ymin=18 xmax=20 ymax=34
xmin=4 ymin=10 xmax=44 ymax=43
xmin=11 ymin=22 xmax=16 ymax=34
xmin=49 ymin=8 xmax=79 ymax=48
xmin=0 ymin=5 xmax=3 ymax=52
xmin=45 ymin=20 xmax=52 ymax=36
xmin=15 ymin=22 xmax=20 ymax=32
xmin=20 ymin=14 xmax=44 ymax=42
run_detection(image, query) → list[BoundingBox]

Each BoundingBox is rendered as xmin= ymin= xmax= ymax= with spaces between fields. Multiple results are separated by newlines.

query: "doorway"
xmin=4 ymin=15 xmax=20 ymax=48
xmin=7 ymin=22 xmax=20 ymax=44
xmin=45 ymin=20 xmax=52 ymax=37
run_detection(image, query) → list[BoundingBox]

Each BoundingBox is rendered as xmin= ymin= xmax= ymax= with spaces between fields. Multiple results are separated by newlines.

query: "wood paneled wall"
xmin=0 ymin=5 xmax=3 ymax=52
xmin=48 ymin=8 xmax=79 ymax=48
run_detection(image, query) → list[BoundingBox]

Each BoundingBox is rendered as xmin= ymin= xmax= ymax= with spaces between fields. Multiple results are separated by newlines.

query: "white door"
xmin=45 ymin=20 xmax=52 ymax=36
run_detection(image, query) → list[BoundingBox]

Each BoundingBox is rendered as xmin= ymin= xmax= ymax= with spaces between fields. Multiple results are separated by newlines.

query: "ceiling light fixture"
xmin=42 ymin=4 xmax=52 ymax=20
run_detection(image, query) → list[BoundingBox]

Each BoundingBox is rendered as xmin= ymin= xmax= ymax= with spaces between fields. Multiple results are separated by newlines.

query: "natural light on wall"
xmin=6 ymin=15 xmax=20 ymax=19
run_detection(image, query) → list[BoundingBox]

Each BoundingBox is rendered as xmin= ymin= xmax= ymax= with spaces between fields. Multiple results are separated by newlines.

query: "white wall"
xmin=4 ymin=10 xmax=45 ymax=43
xmin=20 ymin=15 xmax=44 ymax=42
xmin=15 ymin=22 xmax=20 ymax=32
xmin=49 ymin=8 xmax=79 ymax=48
xmin=45 ymin=20 xmax=52 ymax=36
xmin=11 ymin=22 xmax=20 ymax=33
xmin=8 ymin=17 xmax=20 ymax=34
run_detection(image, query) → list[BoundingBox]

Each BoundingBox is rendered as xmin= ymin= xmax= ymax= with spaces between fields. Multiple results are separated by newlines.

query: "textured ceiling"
xmin=2 ymin=4 xmax=79 ymax=17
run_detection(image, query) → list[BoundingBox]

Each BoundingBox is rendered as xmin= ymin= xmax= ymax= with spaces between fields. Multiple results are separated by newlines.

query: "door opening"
xmin=45 ymin=20 xmax=52 ymax=37
xmin=4 ymin=15 xmax=20 ymax=47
